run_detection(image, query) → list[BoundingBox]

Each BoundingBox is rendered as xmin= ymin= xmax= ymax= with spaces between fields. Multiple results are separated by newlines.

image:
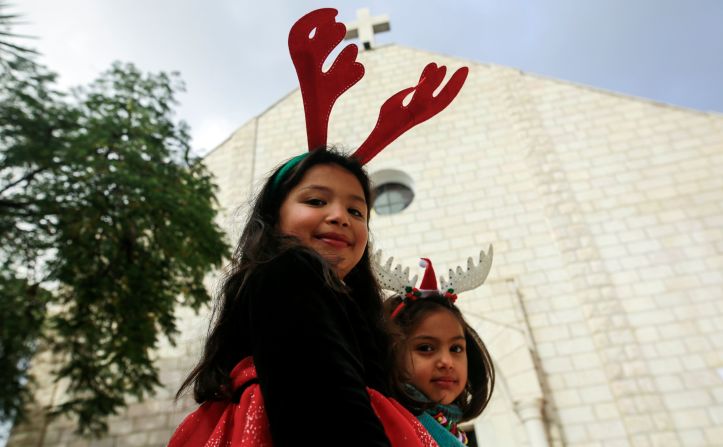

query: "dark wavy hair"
xmin=384 ymin=294 xmax=495 ymax=422
xmin=178 ymin=147 xmax=390 ymax=402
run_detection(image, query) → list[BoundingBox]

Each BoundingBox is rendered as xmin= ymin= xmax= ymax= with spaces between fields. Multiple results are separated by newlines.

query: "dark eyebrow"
xmin=300 ymin=185 xmax=367 ymax=205
xmin=411 ymin=335 xmax=465 ymax=342
xmin=410 ymin=336 xmax=438 ymax=342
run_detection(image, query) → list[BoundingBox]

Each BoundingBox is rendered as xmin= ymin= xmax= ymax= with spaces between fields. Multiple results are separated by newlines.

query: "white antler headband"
xmin=373 ymin=246 xmax=493 ymax=318
xmin=371 ymin=250 xmax=419 ymax=296
xmin=440 ymin=246 xmax=494 ymax=294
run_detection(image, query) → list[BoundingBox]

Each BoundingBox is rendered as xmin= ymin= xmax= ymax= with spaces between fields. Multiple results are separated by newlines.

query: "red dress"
xmin=168 ymin=357 xmax=437 ymax=447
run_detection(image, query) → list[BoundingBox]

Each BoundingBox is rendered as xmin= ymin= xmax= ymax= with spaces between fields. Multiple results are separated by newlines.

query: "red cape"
xmin=168 ymin=357 xmax=437 ymax=447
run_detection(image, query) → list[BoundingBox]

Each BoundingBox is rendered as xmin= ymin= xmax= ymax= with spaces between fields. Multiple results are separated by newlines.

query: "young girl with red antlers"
xmin=377 ymin=252 xmax=496 ymax=447
xmin=169 ymin=7 xmax=469 ymax=447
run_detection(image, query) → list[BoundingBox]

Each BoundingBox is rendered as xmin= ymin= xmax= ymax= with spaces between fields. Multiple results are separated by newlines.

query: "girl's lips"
xmin=431 ymin=378 xmax=458 ymax=389
xmin=315 ymin=233 xmax=351 ymax=248
xmin=317 ymin=237 xmax=349 ymax=248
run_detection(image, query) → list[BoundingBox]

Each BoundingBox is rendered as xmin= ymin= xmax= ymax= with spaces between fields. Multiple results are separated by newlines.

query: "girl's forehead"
xmin=410 ymin=308 xmax=465 ymax=336
xmin=295 ymin=164 xmax=365 ymax=196
xmin=300 ymin=163 xmax=356 ymax=180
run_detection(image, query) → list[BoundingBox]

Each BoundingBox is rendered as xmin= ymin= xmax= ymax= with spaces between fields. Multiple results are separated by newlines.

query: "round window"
xmin=372 ymin=182 xmax=414 ymax=215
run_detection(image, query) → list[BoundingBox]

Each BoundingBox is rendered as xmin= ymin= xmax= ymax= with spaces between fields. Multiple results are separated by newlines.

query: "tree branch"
xmin=0 ymin=198 xmax=31 ymax=208
xmin=0 ymin=166 xmax=47 ymax=195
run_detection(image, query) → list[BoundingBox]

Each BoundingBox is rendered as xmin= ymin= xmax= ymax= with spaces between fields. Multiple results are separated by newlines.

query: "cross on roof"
xmin=344 ymin=8 xmax=390 ymax=50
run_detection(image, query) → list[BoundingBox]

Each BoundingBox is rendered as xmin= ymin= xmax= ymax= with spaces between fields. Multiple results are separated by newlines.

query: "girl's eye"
xmin=415 ymin=344 xmax=434 ymax=353
xmin=451 ymin=344 xmax=465 ymax=354
xmin=348 ymin=208 xmax=364 ymax=218
xmin=305 ymin=198 xmax=326 ymax=206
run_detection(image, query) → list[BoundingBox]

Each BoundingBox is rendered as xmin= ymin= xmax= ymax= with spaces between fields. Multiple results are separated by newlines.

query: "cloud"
xmin=192 ymin=115 xmax=238 ymax=155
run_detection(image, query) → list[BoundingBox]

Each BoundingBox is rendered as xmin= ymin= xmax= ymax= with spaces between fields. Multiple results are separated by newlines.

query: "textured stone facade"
xmin=9 ymin=44 xmax=723 ymax=446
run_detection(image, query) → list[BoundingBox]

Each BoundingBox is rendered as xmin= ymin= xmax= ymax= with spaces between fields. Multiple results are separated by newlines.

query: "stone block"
xmin=115 ymin=432 xmax=149 ymax=447
xmin=663 ymin=390 xmax=713 ymax=410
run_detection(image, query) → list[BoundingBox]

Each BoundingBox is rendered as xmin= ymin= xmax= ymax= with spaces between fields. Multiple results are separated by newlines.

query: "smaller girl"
xmin=378 ymin=252 xmax=495 ymax=447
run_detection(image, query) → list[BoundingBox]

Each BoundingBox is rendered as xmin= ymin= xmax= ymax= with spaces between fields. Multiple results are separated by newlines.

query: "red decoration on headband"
xmin=388 ymin=258 xmax=460 ymax=319
xmin=288 ymin=8 xmax=468 ymax=165
xmin=418 ymin=258 xmax=437 ymax=291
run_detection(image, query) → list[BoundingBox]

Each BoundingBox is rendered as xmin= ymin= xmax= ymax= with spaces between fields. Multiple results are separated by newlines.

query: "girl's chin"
xmin=433 ymin=391 xmax=459 ymax=406
xmin=309 ymin=251 xmax=348 ymax=278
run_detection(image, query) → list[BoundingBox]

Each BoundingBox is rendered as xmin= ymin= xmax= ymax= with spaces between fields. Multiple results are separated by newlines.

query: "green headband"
xmin=270 ymin=152 xmax=310 ymax=191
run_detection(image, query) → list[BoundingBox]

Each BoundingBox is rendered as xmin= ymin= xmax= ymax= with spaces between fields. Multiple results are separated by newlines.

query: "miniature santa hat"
xmin=418 ymin=258 xmax=438 ymax=292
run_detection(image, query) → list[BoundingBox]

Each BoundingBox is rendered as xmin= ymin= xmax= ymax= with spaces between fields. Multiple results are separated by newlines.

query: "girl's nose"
xmin=327 ymin=204 xmax=350 ymax=226
xmin=437 ymin=352 xmax=453 ymax=369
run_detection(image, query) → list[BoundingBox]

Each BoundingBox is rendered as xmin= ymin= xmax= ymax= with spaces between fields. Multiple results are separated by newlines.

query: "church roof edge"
xmin=376 ymin=44 xmax=723 ymax=119
xmin=203 ymin=43 xmax=722 ymax=159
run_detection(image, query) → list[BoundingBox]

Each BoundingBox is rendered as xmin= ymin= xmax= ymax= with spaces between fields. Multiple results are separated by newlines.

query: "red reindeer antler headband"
xmin=288 ymin=8 xmax=468 ymax=165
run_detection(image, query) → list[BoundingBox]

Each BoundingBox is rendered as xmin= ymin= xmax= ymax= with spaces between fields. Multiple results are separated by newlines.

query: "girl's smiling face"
xmin=405 ymin=308 xmax=468 ymax=405
xmin=278 ymin=163 xmax=369 ymax=279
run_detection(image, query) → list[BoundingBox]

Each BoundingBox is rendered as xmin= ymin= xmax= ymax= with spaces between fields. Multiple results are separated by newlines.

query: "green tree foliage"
xmin=0 ymin=53 xmax=229 ymax=434
xmin=0 ymin=1 xmax=38 ymax=68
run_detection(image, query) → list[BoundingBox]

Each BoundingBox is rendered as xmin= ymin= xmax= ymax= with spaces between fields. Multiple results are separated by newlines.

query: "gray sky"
xmin=15 ymin=0 xmax=723 ymax=155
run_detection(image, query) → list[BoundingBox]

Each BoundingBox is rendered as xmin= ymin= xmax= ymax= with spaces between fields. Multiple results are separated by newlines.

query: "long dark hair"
xmin=385 ymin=295 xmax=495 ymax=422
xmin=178 ymin=148 xmax=390 ymax=402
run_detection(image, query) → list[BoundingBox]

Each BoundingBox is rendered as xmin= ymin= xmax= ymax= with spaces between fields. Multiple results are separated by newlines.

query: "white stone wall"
xmin=9 ymin=44 xmax=723 ymax=447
